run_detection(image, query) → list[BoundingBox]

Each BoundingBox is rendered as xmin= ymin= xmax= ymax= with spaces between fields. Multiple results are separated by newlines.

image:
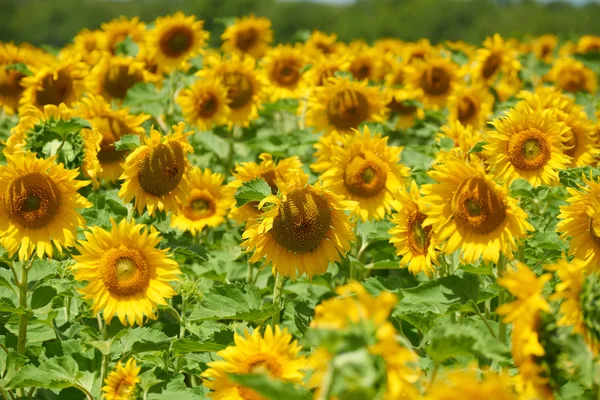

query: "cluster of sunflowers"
xmin=2 ymin=11 xmax=600 ymax=400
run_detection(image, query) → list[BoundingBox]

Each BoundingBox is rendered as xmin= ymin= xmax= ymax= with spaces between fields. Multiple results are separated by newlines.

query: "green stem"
xmin=246 ymin=263 xmax=253 ymax=284
xmin=17 ymin=257 xmax=34 ymax=355
xmin=179 ymin=297 xmax=187 ymax=339
xmin=75 ymin=385 xmax=94 ymax=400
xmin=271 ymin=273 xmax=285 ymax=327
xmin=0 ymin=388 xmax=9 ymax=400
xmin=518 ymin=244 xmax=525 ymax=263
xmin=97 ymin=314 xmax=110 ymax=386
xmin=429 ymin=363 xmax=440 ymax=387
xmin=497 ymin=253 xmax=507 ymax=345
xmin=471 ymin=301 xmax=497 ymax=339
xmin=317 ymin=362 xmax=335 ymax=400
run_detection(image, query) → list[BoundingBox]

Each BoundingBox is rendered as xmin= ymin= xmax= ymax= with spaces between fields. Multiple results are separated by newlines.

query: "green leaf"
xmin=229 ymin=374 xmax=312 ymax=400
xmin=147 ymin=375 xmax=206 ymax=399
xmin=123 ymin=82 xmax=168 ymax=118
xmin=114 ymin=134 xmax=141 ymax=151
xmin=234 ymin=179 xmax=272 ymax=207
xmin=5 ymin=62 xmax=32 ymax=76
xmin=115 ymin=36 xmax=139 ymax=57
xmin=171 ymin=338 xmax=225 ymax=356
xmin=120 ymin=327 xmax=170 ymax=355
xmin=468 ymin=141 xmax=487 ymax=154
xmin=31 ymin=286 xmax=57 ymax=309
xmin=51 ymin=118 xmax=92 ymax=136
xmin=526 ymin=231 xmax=569 ymax=252
xmin=6 ymin=356 xmax=82 ymax=389
xmin=197 ymin=131 xmax=230 ymax=160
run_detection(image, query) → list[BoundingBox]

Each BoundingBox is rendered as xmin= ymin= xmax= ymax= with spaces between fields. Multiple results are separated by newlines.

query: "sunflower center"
xmin=273 ymin=62 xmax=300 ymax=87
xmin=316 ymin=66 xmax=338 ymax=86
xmin=223 ymin=72 xmax=253 ymax=109
xmin=588 ymin=217 xmax=600 ymax=247
xmin=97 ymin=117 xmax=132 ymax=163
xmin=104 ymin=65 xmax=143 ymax=100
xmin=407 ymin=210 xmax=431 ymax=255
xmin=482 ymin=53 xmax=501 ymax=79
xmin=270 ymin=187 xmax=332 ymax=253
xmin=244 ymin=353 xmax=282 ymax=376
xmin=0 ymin=69 xmax=24 ymax=100
xmin=183 ymin=191 xmax=216 ymax=221
xmin=236 ymin=27 xmax=259 ymax=52
xmin=160 ymin=26 xmax=194 ymax=58
xmin=351 ymin=61 xmax=371 ymax=81
xmin=451 ymin=176 xmax=506 ymax=234
xmin=35 ymin=70 xmax=73 ymax=107
xmin=541 ymin=45 xmax=552 ymax=58
xmin=344 ymin=152 xmax=387 ymax=198
xmin=457 ymin=96 xmax=477 ymax=124
xmin=5 ymin=171 xmax=61 ymax=229
xmin=198 ymin=94 xmax=219 ymax=118
xmin=389 ymin=98 xmax=417 ymax=115
xmin=137 ymin=141 xmax=185 ymax=197
xmin=563 ymin=70 xmax=586 ymax=93
xmin=102 ymin=247 xmax=150 ymax=297
xmin=326 ymin=88 xmax=370 ymax=130
xmin=420 ymin=67 xmax=451 ymax=96
xmin=581 ymin=273 xmax=600 ymax=345
xmin=508 ymin=128 xmax=552 ymax=171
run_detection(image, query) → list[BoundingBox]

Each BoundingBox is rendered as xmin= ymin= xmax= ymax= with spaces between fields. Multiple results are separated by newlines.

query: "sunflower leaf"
xmin=114 ymin=134 xmax=141 ymax=151
xmin=5 ymin=62 xmax=32 ymax=76
xmin=234 ymin=178 xmax=272 ymax=207
xmin=467 ymin=140 xmax=486 ymax=154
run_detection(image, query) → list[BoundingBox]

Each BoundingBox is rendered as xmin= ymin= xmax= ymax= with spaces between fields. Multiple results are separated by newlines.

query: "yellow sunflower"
xmin=472 ymin=34 xmax=521 ymax=85
xmin=87 ymin=54 xmax=150 ymax=101
xmin=228 ymin=153 xmax=303 ymax=224
xmin=437 ymin=120 xmax=484 ymax=158
xmin=102 ymin=358 xmax=141 ymax=400
xmin=260 ymin=45 xmax=307 ymax=102
xmin=197 ymin=54 xmax=262 ymax=127
xmin=118 ymin=123 xmax=193 ymax=216
xmin=310 ymin=131 xmax=343 ymax=174
xmin=386 ymin=88 xmax=425 ymax=130
xmin=348 ymin=47 xmax=384 ymax=82
xmin=0 ymin=43 xmax=41 ymax=114
xmin=72 ymin=218 xmax=180 ymax=326
xmin=320 ymin=126 xmax=410 ymax=221
xmin=76 ymin=95 xmax=150 ymax=182
xmin=495 ymin=74 xmax=523 ymax=102
xmin=177 ymin=79 xmax=231 ymax=130
xmin=0 ymin=152 xmax=91 ymax=261
xmin=303 ymin=53 xmax=350 ymax=88
xmin=374 ymin=38 xmax=405 ymax=57
xmin=446 ymin=84 xmax=494 ymax=129
xmin=304 ymin=30 xmax=342 ymax=59
xmin=426 ymin=368 xmax=519 ymax=400
xmin=306 ymin=76 xmax=388 ymax=135
xmin=419 ymin=154 xmax=531 ymax=264
xmin=402 ymin=39 xmax=438 ymax=64
xmin=445 ymin=40 xmax=477 ymax=58
xmin=545 ymin=58 xmax=597 ymax=94
xmin=576 ymin=35 xmax=600 ymax=54
xmin=556 ymin=172 xmax=600 ymax=268
xmin=532 ymin=35 xmax=558 ymax=63
xmin=19 ymin=57 xmax=86 ymax=111
xmin=404 ymin=56 xmax=461 ymax=110
xmin=221 ymin=15 xmax=273 ymax=59
xmin=241 ymin=172 xmax=356 ymax=279
xmin=147 ymin=12 xmax=208 ymax=73
xmin=389 ymin=181 xmax=439 ymax=277
xmin=202 ymin=326 xmax=306 ymax=400
xmin=171 ymin=168 xmax=234 ymax=235
xmin=99 ymin=16 xmax=146 ymax=54
xmin=484 ymin=105 xmax=570 ymax=187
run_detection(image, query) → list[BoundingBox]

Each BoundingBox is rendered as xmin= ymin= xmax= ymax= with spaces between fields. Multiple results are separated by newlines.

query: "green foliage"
xmin=114 ymin=134 xmax=141 ymax=151
xmin=234 ymin=178 xmax=273 ymax=207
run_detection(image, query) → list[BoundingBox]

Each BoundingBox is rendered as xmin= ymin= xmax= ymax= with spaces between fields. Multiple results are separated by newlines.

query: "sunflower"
xmin=221 ymin=15 xmax=273 ymax=59
xmin=389 ymin=181 xmax=439 ymax=277
xmin=532 ymin=35 xmax=558 ymax=63
xmin=545 ymin=58 xmax=597 ymax=94
xmin=556 ymin=172 xmax=600 ymax=268
xmin=497 ymin=263 xmax=553 ymax=398
xmin=348 ymin=47 xmax=384 ymax=82
xmin=202 ymin=326 xmax=305 ymax=399
xmin=484 ymin=105 xmax=570 ymax=187
xmin=472 ymin=34 xmax=521 ymax=85
xmin=386 ymin=88 xmax=425 ymax=130
xmin=102 ymin=359 xmax=141 ymax=400
xmin=19 ymin=57 xmax=86 ymax=111
xmin=304 ymin=30 xmax=342 ymax=59
xmin=87 ymin=54 xmax=150 ymax=101
xmin=404 ymin=56 xmax=461 ymax=109
xmin=77 ymin=95 xmax=150 ymax=182
xmin=0 ymin=43 xmax=40 ymax=114
xmin=118 ymin=123 xmax=193 ymax=216
xmin=310 ymin=131 xmax=343 ymax=173
xmin=437 ymin=120 xmax=483 ymax=158
xmin=6 ymin=103 xmax=102 ymax=184
xmin=197 ymin=54 xmax=262 ymax=127
xmin=171 ymin=168 xmax=234 ymax=235
xmin=228 ymin=153 xmax=303 ymax=224
xmin=445 ymin=40 xmax=477 ymax=59
xmin=0 ymin=152 xmax=91 ymax=261
xmin=99 ymin=16 xmax=146 ymax=54
xmin=177 ymin=79 xmax=231 ymax=130
xmin=576 ymin=35 xmax=600 ymax=54
xmin=403 ymin=39 xmax=437 ymax=64
xmin=147 ymin=12 xmax=208 ymax=73
xmin=426 ymin=368 xmax=519 ymax=400
xmin=517 ymin=86 xmax=578 ymax=115
xmin=419 ymin=154 xmax=531 ymax=264
xmin=446 ymin=84 xmax=494 ymax=129
xmin=72 ymin=218 xmax=180 ymax=326
xmin=261 ymin=45 xmax=307 ymax=102
xmin=374 ymin=38 xmax=405 ymax=57
xmin=303 ymin=53 xmax=350 ymax=88
xmin=320 ymin=126 xmax=410 ymax=221
xmin=306 ymin=76 xmax=388 ymax=135
xmin=495 ymin=74 xmax=523 ymax=102
xmin=241 ymin=172 xmax=356 ymax=279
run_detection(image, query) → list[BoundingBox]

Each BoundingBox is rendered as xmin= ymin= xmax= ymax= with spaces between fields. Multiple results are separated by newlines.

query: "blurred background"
xmin=1 ymin=0 xmax=600 ymax=47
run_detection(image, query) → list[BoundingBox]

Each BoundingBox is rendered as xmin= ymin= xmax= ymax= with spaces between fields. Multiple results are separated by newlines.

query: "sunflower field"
xmin=2 ymin=11 xmax=600 ymax=400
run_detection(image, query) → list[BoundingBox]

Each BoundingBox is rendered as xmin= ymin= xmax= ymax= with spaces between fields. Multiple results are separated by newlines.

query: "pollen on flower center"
xmin=137 ymin=141 xmax=185 ymax=196
xmin=344 ymin=152 xmax=387 ymax=198
xmin=327 ymin=88 xmax=369 ymax=130
xmin=101 ymin=247 xmax=150 ymax=297
xmin=223 ymin=72 xmax=253 ymax=109
xmin=160 ymin=27 xmax=193 ymax=57
xmin=508 ymin=128 xmax=552 ymax=171
xmin=36 ymin=70 xmax=73 ymax=106
xmin=451 ymin=176 xmax=506 ymax=234
xmin=271 ymin=187 xmax=332 ymax=253
xmin=5 ymin=171 xmax=61 ymax=229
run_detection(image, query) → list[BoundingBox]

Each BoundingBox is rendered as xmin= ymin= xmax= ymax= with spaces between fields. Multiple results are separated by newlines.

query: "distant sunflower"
xmin=221 ymin=15 xmax=273 ymax=59
xmin=102 ymin=359 xmax=140 ymax=400
xmin=426 ymin=368 xmax=519 ymax=400
xmin=517 ymin=86 xmax=578 ymax=114
xmin=303 ymin=54 xmax=350 ymax=88
xmin=484 ymin=106 xmax=570 ymax=187
xmin=437 ymin=120 xmax=484 ymax=158
xmin=118 ymin=123 xmax=193 ymax=216
xmin=420 ymin=154 xmax=531 ymax=264
xmin=241 ymin=172 xmax=356 ymax=279
xmin=99 ymin=16 xmax=146 ymax=54
xmin=532 ymin=34 xmax=557 ymax=62
xmin=374 ymin=38 xmax=405 ymax=57
xmin=261 ymin=45 xmax=307 ymax=102
xmin=472 ymin=34 xmax=521 ymax=85
xmin=320 ymin=126 xmax=410 ymax=221
xmin=72 ymin=218 xmax=180 ymax=326
xmin=310 ymin=131 xmax=343 ymax=173
xmin=87 ymin=54 xmax=150 ymax=101
xmin=576 ymin=35 xmax=600 ymax=54
xmin=306 ymin=76 xmax=388 ymax=134
xmin=197 ymin=54 xmax=262 ymax=127
xmin=77 ymin=95 xmax=150 ymax=182
xmin=148 ymin=12 xmax=208 ymax=73
xmin=348 ymin=47 xmax=383 ymax=82
xmin=0 ymin=43 xmax=36 ymax=114
xmin=19 ymin=57 xmax=86 ymax=111
xmin=202 ymin=326 xmax=306 ymax=399
xmin=403 ymin=39 xmax=437 ymax=64
xmin=386 ymin=89 xmax=425 ymax=130
xmin=405 ymin=57 xmax=460 ymax=109
xmin=177 ymin=79 xmax=231 ymax=130
xmin=545 ymin=58 xmax=597 ymax=94
xmin=304 ymin=30 xmax=342 ymax=59
xmin=171 ymin=168 xmax=234 ymax=235
xmin=445 ymin=40 xmax=477 ymax=58
xmin=494 ymin=74 xmax=523 ymax=102
xmin=0 ymin=152 xmax=91 ymax=261
xmin=228 ymin=153 xmax=303 ymax=223
xmin=447 ymin=84 xmax=494 ymax=129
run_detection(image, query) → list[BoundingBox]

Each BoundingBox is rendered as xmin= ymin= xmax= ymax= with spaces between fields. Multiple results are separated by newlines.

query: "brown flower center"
xmin=344 ymin=152 xmax=387 ymax=198
xmin=159 ymin=26 xmax=194 ymax=58
xmin=451 ymin=176 xmax=506 ymax=234
xmin=138 ymin=141 xmax=185 ymax=196
xmin=407 ymin=210 xmax=431 ymax=255
xmin=420 ymin=66 xmax=451 ymax=96
xmin=223 ymin=71 xmax=254 ymax=109
xmin=104 ymin=65 xmax=143 ymax=100
xmin=197 ymin=93 xmax=219 ymax=118
xmin=101 ymin=247 xmax=150 ymax=297
xmin=272 ymin=60 xmax=301 ymax=87
xmin=326 ymin=88 xmax=370 ymax=130
xmin=482 ymin=52 xmax=501 ymax=79
xmin=508 ymin=128 xmax=552 ymax=171
xmin=457 ymin=96 xmax=477 ymax=124
xmin=235 ymin=27 xmax=259 ymax=52
xmin=5 ymin=172 xmax=61 ymax=229
xmin=182 ymin=193 xmax=216 ymax=221
xmin=562 ymin=70 xmax=586 ymax=93
xmin=35 ymin=70 xmax=73 ymax=107
xmin=0 ymin=69 xmax=25 ymax=106
xmin=350 ymin=59 xmax=372 ymax=81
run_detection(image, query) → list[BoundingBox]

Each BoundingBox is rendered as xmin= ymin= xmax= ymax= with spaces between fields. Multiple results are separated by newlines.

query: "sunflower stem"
xmin=179 ymin=297 xmax=187 ymax=339
xmin=271 ymin=273 xmax=285 ymax=327
xmin=470 ymin=300 xmax=497 ymax=339
xmin=17 ymin=256 xmax=35 ymax=356
xmin=246 ymin=263 xmax=253 ymax=284
xmin=98 ymin=314 xmax=110 ymax=386
xmin=497 ymin=253 xmax=507 ymax=345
